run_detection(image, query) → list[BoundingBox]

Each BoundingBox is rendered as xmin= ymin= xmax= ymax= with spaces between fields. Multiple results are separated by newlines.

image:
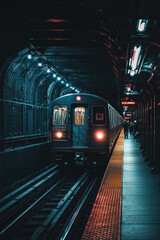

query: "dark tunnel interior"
xmin=1 ymin=0 xmax=160 ymax=193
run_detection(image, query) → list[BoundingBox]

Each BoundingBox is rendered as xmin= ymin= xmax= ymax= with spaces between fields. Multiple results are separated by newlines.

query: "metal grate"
xmin=82 ymin=131 xmax=124 ymax=240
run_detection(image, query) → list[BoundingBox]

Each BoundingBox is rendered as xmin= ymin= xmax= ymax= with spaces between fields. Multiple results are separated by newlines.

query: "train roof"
xmin=52 ymin=93 xmax=109 ymax=103
xmin=52 ymin=93 xmax=122 ymax=118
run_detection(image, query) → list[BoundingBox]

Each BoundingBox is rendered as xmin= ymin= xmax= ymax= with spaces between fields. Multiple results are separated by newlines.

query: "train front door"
xmin=72 ymin=106 xmax=88 ymax=146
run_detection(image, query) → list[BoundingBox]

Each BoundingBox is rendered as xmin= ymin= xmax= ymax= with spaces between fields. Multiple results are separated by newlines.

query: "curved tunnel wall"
xmin=0 ymin=48 xmax=74 ymax=150
xmin=0 ymin=48 xmax=77 ymax=190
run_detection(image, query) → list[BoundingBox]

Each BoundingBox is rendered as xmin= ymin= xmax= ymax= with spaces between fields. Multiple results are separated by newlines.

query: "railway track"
xmin=0 ymin=164 xmax=98 ymax=240
xmin=0 ymin=165 xmax=60 ymax=232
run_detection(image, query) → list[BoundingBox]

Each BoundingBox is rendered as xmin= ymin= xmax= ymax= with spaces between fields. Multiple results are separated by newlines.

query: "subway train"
xmin=49 ymin=93 xmax=123 ymax=167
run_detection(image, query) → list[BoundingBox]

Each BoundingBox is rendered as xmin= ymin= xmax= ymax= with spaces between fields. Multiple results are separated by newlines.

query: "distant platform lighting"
xmin=128 ymin=45 xmax=141 ymax=77
xmin=132 ymin=46 xmax=141 ymax=71
xmin=61 ymin=80 xmax=64 ymax=84
xmin=137 ymin=19 xmax=148 ymax=32
xmin=66 ymin=83 xmax=69 ymax=87
xmin=130 ymin=70 xmax=135 ymax=76
xmin=53 ymin=73 xmax=56 ymax=78
xmin=57 ymin=76 xmax=61 ymax=81
xmin=28 ymin=54 xmax=32 ymax=59
xmin=47 ymin=69 xmax=51 ymax=73
xmin=38 ymin=62 xmax=42 ymax=67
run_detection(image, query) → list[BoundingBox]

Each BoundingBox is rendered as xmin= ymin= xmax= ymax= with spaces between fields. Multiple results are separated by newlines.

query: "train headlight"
xmin=53 ymin=130 xmax=68 ymax=140
xmin=56 ymin=131 xmax=63 ymax=138
xmin=95 ymin=131 xmax=105 ymax=141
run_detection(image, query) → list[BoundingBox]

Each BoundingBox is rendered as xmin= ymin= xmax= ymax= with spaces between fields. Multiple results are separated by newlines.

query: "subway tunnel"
xmin=1 ymin=1 xmax=160 ymax=239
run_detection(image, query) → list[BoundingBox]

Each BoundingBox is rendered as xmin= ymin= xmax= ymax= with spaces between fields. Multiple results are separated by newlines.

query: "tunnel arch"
xmin=0 ymin=48 xmax=79 ymax=149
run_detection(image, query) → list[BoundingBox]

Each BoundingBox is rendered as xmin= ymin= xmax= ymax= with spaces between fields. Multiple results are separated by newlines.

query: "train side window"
xmin=53 ymin=106 xmax=68 ymax=125
xmin=92 ymin=106 xmax=106 ymax=125
xmin=74 ymin=107 xmax=85 ymax=125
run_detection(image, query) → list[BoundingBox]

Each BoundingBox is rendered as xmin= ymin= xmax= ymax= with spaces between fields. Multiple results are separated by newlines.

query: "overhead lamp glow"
xmin=57 ymin=77 xmax=61 ymax=81
xmin=61 ymin=80 xmax=64 ymax=84
xmin=53 ymin=73 xmax=56 ymax=78
xmin=130 ymin=71 xmax=135 ymax=76
xmin=66 ymin=83 xmax=69 ymax=87
xmin=47 ymin=69 xmax=51 ymax=73
xmin=137 ymin=19 xmax=148 ymax=33
xmin=72 ymin=87 xmax=75 ymax=90
xmin=131 ymin=46 xmax=141 ymax=71
xmin=38 ymin=63 xmax=42 ymax=67
xmin=28 ymin=54 xmax=32 ymax=59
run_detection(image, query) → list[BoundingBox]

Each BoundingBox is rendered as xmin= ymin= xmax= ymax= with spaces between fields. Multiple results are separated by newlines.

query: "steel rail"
xmin=0 ymin=178 xmax=64 ymax=237
xmin=59 ymin=177 xmax=97 ymax=240
xmin=0 ymin=165 xmax=59 ymax=206
xmin=30 ymin=173 xmax=89 ymax=240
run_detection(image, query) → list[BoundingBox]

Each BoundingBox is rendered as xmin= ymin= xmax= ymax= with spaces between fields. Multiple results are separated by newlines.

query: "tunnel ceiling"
xmin=1 ymin=0 xmax=160 ymax=109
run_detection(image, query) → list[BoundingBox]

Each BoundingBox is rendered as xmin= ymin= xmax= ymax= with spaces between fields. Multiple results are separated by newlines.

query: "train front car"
xmin=49 ymin=93 xmax=122 ymax=167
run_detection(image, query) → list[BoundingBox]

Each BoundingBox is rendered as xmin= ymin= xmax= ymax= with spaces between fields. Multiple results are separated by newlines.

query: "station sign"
xmin=121 ymin=101 xmax=136 ymax=105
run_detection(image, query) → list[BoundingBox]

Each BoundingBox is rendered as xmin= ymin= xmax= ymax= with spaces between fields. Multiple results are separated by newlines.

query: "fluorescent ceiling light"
xmin=131 ymin=46 xmax=141 ymax=71
xmin=130 ymin=70 xmax=135 ymax=76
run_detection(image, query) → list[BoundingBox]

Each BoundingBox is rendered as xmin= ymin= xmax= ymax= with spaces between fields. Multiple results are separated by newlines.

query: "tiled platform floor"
xmin=121 ymin=137 xmax=160 ymax=240
xmin=82 ymin=131 xmax=124 ymax=240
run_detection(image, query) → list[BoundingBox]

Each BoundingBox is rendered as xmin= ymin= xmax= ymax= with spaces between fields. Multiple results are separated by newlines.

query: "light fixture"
xmin=66 ymin=83 xmax=69 ymax=87
xmin=47 ymin=69 xmax=51 ymax=73
xmin=76 ymin=96 xmax=81 ymax=101
xmin=38 ymin=62 xmax=42 ymax=67
xmin=57 ymin=76 xmax=61 ymax=81
xmin=131 ymin=46 xmax=141 ymax=70
xmin=130 ymin=70 xmax=135 ymax=76
xmin=53 ymin=73 xmax=56 ymax=78
xmin=128 ymin=45 xmax=141 ymax=77
xmin=61 ymin=80 xmax=64 ymax=84
xmin=137 ymin=19 xmax=148 ymax=33
xmin=28 ymin=54 xmax=32 ymax=59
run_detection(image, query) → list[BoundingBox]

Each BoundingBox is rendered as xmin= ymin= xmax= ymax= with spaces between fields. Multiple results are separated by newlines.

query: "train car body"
xmin=49 ymin=93 xmax=123 ymax=166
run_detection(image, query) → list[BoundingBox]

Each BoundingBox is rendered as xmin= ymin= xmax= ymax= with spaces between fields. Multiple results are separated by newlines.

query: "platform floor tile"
xmin=82 ymin=131 xmax=124 ymax=240
xmin=121 ymin=137 xmax=160 ymax=240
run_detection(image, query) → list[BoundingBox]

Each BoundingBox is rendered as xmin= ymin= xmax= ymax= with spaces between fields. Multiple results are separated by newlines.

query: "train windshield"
xmin=53 ymin=106 xmax=68 ymax=125
xmin=74 ymin=107 xmax=85 ymax=125
xmin=92 ymin=106 xmax=106 ymax=125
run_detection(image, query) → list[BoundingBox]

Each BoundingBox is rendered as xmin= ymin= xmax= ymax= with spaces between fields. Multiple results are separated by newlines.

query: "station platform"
xmin=82 ymin=131 xmax=160 ymax=240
